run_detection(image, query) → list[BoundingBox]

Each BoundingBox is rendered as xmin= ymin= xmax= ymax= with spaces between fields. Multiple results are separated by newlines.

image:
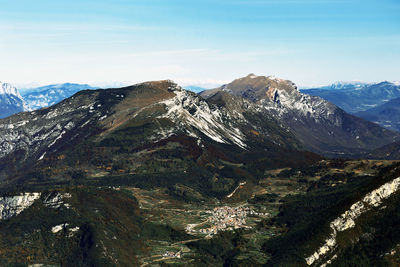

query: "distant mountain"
xmin=355 ymin=97 xmax=400 ymax=132
xmin=303 ymin=81 xmax=371 ymax=91
xmin=22 ymin=83 xmax=97 ymax=110
xmin=301 ymin=81 xmax=400 ymax=114
xmin=0 ymin=82 xmax=24 ymax=119
xmin=183 ymin=85 xmax=207 ymax=93
xmin=201 ymin=74 xmax=400 ymax=157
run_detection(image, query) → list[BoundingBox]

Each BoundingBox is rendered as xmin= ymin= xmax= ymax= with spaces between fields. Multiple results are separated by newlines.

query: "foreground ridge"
xmin=306 ymin=176 xmax=400 ymax=266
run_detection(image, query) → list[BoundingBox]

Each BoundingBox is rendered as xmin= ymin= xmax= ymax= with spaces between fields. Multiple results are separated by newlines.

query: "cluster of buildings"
xmin=185 ymin=205 xmax=269 ymax=237
xmin=201 ymin=206 xmax=250 ymax=235
xmin=162 ymin=250 xmax=182 ymax=259
xmin=205 ymin=206 xmax=261 ymax=236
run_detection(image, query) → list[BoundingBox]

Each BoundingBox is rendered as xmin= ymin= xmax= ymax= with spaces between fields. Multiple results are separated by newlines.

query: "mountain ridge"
xmin=301 ymin=81 xmax=400 ymax=114
xmin=22 ymin=83 xmax=97 ymax=111
xmin=201 ymin=74 xmax=400 ymax=157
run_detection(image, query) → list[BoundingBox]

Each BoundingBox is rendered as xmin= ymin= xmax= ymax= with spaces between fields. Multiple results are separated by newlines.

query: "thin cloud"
xmin=0 ymin=22 xmax=162 ymax=33
xmin=125 ymin=48 xmax=212 ymax=58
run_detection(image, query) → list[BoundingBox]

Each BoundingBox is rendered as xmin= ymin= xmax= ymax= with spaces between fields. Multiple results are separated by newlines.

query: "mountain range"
xmin=0 ymin=78 xmax=317 ymax=184
xmin=3 ymin=79 xmax=398 ymax=139
xmin=301 ymin=81 xmax=400 ymax=114
xmin=2 ymin=75 xmax=399 ymax=181
xmin=22 ymin=83 xmax=97 ymax=111
xmin=0 ymin=83 xmax=97 ymax=119
xmin=1 ymin=75 xmax=400 ymax=266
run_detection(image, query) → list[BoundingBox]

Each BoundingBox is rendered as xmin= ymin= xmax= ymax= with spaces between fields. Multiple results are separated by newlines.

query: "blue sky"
xmin=0 ymin=0 xmax=399 ymax=87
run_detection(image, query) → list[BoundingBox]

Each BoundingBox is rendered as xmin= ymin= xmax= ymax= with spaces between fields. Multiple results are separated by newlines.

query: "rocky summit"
xmin=201 ymin=74 xmax=400 ymax=157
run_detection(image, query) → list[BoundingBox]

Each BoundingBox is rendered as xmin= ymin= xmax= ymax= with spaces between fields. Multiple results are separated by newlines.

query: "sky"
xmin=0 ymin=0 xmax=399 ymax=88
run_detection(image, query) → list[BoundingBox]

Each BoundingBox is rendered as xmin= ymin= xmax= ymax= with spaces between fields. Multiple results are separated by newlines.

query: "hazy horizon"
xmin=10 ymin=76 xmax=400 ymax=93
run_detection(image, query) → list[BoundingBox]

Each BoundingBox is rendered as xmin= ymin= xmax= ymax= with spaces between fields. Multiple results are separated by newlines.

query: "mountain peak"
xmin=217 ymin=74 xmax=297 ymax=102
xmin=0 ymin=82 xmax=22 ymax=98
xmin=141 ymin=79 xmax=178 ymax=89
xmin=375 ymin=81 xmax=396 ymax=86
xmin=0 ymin=82 xmax=24 ymax=118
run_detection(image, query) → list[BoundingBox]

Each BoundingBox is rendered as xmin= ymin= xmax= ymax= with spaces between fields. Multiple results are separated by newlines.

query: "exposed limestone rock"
xmin=0 ymin=193 xmax=41 ymax=220
xmin=51 ymin=223 xmax=68 ymax=233
xmin=305 ymin=176 xmax=400 ymax=265
xmin=158 ymin=85 xmax=247 ymax=148
xmin=43 ymin=192 xmax=72 ymax=209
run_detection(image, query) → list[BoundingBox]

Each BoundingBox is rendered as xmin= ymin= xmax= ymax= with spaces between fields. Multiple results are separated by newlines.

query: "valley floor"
xmin=1 ymin=159 xmax=400 ymax=266
xmin=117 ymin=160 xmax=399 ymax=266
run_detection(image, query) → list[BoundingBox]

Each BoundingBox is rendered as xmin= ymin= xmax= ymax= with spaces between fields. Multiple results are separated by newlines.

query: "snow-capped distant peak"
xmin=333 ymin=81 xmax=365 ymax=85
xmin=0 ymin=82 xmax=22 ymax=98
xmin=333 ymin=80 xmax=365 ymax=85
xmin=393 ymin=81 xmax=400 ymax=86
xmin=329 ymin=81 xmax=371 ymax=90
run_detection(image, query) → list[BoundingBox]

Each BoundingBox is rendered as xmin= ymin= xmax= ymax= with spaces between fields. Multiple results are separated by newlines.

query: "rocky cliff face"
xmin=157 ymin=86 xmax=247 ymax=148
xmin=305 ymin=176 xmax=400 ymax=266
xmin=0 ymin=191 xmax=74 ymax=221
xmin=0 ymin=193 xmax=41 ymax=220
xmin=155 ymin=84 xmax=301 ymax=150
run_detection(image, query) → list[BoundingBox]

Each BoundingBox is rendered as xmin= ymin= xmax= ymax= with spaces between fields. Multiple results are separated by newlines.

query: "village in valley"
xmin=186 ymin=205 xmax=269 ymax=237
